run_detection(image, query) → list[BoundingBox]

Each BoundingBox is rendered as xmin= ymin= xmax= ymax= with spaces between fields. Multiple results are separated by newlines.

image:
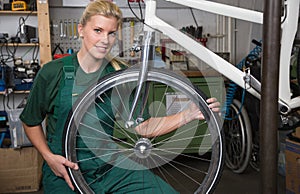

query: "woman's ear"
xmin=78 ymin=24 xmax=84 ymax=38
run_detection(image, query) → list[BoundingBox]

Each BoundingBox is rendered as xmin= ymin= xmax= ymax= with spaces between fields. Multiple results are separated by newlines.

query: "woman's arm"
xmin=22 ymin=123 xmax=78 ymax=191
xmin=135 ymin=97 xmax=220 ymax=137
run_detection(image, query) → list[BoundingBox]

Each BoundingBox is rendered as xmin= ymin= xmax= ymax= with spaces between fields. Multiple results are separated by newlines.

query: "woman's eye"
xmin=95 ymin=29 xmax=101 ymax=33
xmin=109 ymin=32 xmax=117 ymax=37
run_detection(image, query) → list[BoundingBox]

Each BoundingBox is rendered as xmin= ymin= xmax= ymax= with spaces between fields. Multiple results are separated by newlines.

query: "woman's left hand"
xmin=186 ymin=97 xmax=220 ymax=121
xmin=207 ymin=97 xmax=221 ymax=113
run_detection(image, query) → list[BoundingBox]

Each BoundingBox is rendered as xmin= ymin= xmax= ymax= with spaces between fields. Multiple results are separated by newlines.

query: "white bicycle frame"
xmin=143 ymin=0 xmax=300 ymax=114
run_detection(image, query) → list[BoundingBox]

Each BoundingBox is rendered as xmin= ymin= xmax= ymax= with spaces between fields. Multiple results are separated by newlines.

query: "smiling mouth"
xmin=95 ymin=45 xmax=108 ymax=52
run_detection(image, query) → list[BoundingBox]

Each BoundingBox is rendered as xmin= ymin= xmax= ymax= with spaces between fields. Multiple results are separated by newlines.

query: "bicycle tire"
xmin=297 ymin=45 xmax=300 ymax=87
xmin=63 ymin=67 xmax=224 ymax=194
xmin=249 ymin=124 xmax=260 ymax=172
xmin=224 ymin=99 xmax=252 ymax=174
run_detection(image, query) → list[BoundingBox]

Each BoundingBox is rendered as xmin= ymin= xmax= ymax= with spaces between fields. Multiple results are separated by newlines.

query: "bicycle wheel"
xmin=63 ymin=67 xmax=224 ymax=194
xmin=249 ymin=130 xmax=260 ymax=172
xmin=223 ymin=99 xmax=252 ymax=174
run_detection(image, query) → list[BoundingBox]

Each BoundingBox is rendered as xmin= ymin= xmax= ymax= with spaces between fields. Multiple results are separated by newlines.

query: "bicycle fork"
xmin=125 ymin=31 xmax=155 ymax=128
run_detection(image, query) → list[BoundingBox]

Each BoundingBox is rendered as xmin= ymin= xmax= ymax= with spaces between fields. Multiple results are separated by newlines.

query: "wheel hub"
xmin=134 ymin=138 xmax=152 ymax=158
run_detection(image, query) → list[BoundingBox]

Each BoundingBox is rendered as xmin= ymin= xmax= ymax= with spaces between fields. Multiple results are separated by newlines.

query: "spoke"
xmin=79 ymin=122 xmax=137 ymax=148
xmin=109 ymin=85 xmax=131 ymax=121
xmin=147 ymin=154 xmax=190 ymax=193
xmin=98 ymin=85 xmax=144 ymax=144
xmin=77 ymin=134 xmax=113 ymax=142
xmin=77 ymin=147 xmax=134 ymax=163
xmin=149 ymin=92 xmax=191 ymax=143
xmin=151 ymin=122 xmax=208 ymax=147
xmin=151 ymin=152 xmax=203 ymax=186
xmin=153 ymin=146 xmax=213 ymax=153
xmin=152 ymin=132 xmax=211 ymax=147
xmin=86 ymin=152 xmax=137 ymax=186
xmin=152 ymin=147 xmax=211 ymax=163
xmin=108 ymin=84 xmax=142 ymax=142
xmin=85 ymin=110 xmax=115 ymax=129
xmin=77 ymin=136 xmax=135 ymax=151
xmin=160 ymin=154 xmax=208 ymax=175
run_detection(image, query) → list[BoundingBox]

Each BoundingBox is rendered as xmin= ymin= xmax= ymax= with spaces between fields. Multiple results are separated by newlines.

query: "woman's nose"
xmin=101 ymin=33 xmax=109 ymax=44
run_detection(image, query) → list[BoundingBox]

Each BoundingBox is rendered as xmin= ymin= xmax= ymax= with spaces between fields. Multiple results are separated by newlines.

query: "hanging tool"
xmin=118 ymin=25 xmax=124 ymax=57
xmin=68 ymin=19 xmax=73 ymax=40
xmin=63 ymin=19 xmax=68 ymax=38
xmin=52 ymin=43 xmax=70 ymax=59
xmin=59 ymin=20 xmax=64 ymax=38
xmin=73 ymin=19 xmax=78 ymax=39
xmin=130 ymin=20 xmax=135 ymax=57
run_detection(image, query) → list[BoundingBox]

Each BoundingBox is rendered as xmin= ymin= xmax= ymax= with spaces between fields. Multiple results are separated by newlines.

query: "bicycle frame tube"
xmin=279 ymin=0 xmax=300 ymax=110
xmin=144 ymin=0 xmax=261 ymax=98
xmin=144 ymin=0 xmax=300 ymax=113
xmin=165 ymin=0 xmax=263 ymax=24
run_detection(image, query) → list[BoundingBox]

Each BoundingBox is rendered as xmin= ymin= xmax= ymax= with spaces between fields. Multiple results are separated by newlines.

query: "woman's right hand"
xmin=45 ymin=153 xmax=79 ymax=191
xmin=22 ymin=123 xmax=79 ymax=190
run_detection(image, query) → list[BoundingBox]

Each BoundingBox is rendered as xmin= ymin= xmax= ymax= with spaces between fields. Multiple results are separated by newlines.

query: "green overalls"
xmin=43 ymin=56 xmax=178 ymax=194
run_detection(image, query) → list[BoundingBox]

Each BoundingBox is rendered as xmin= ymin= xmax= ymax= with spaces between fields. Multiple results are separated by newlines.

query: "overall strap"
xmin=50 ymin=56 xmax=76 ymax=154
xmin=56 ymin=59 xmax=75 ymax=128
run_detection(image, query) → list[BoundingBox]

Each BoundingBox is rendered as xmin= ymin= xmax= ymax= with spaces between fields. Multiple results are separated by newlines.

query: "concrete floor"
xmin=214 ymin=167 xmax=285 ymax=194
xmin=20 ymin=165 xmax=285 ymax=194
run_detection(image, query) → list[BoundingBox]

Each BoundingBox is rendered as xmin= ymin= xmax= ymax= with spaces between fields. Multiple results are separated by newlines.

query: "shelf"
xmin=0 ymin=90 xmax=30 ymax=95
xmin=0 ymin=10 xmax=37 ymax=15
xmin=0 ymin=0 xmax=52 ymax=66
xmin=13 ymin=90 xmax=30 ymax=94
xmin=1 ymin=43 xmax=39 ymax=47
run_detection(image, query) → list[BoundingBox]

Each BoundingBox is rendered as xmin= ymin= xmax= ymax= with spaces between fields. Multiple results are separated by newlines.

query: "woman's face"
xmin=78 ymin=14 xmax=118 ymax=60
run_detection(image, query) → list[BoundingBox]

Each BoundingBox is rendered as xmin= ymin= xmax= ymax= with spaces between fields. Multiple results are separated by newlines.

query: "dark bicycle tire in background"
xmin=224 ymin=99 xmax=252 ymax=174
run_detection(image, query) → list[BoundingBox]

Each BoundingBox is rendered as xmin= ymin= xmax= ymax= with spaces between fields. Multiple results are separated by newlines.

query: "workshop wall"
xmin=0 ymin=0 xmax=264 ymax=110
xmin=49 ymin=0 xmax=263 ymax=65
xmin=49 ymin=2 xmax=217 ymax=57
xmin=0 ymin=0 xmax=263 ymax=68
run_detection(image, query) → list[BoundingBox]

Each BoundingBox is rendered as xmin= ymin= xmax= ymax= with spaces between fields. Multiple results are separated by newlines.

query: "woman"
xmin=20 ymin=1 xmax=220 ymax=193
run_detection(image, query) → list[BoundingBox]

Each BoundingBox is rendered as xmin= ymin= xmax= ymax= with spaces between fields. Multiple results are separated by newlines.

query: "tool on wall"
xmin=52 ymin=43 xmax=70 ymax=59
xmin=52 ymin=17 xmax=142 ymax=58
xmin=73 ymin=19 xmax=78 ymax=39
xmin=52 ymin=18 xmax=81 ymax=54
xmin=11 ymin=0 xmax=27 ymax=11
xmin=64 ymin=19 xmax=68 ymax=38
xmin=130 ymin=20 xmax=135 ymax=57
xmin=180 ymin=25 xmax=208 ymax=47
xmin=68 ymin=19 xmax=73 ymax=40
xmin=118 ymin=25 xmax=124 ymax=57
xmin=59 ymin=20 xmax=64 ymax=38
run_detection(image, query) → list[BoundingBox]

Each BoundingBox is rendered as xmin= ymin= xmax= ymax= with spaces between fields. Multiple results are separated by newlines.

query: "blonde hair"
xmin=80 ymin=0 xmax=123 ymax=28
xmin=80 ymin=0 xmax=128 ymax=70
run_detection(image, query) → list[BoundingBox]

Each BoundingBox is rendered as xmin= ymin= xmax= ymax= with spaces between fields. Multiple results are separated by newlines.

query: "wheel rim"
xmin=224 ymin=99 xmax=252 ymax=173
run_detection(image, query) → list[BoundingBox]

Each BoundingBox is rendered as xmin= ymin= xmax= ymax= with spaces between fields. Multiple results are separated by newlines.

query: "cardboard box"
xmin=296 ymin=127 xmax=300 ymax=139
xmin=0 ymin=147 xmax=43 ymax=193
xmin=285 ymin=138 xmax=300 ymax=194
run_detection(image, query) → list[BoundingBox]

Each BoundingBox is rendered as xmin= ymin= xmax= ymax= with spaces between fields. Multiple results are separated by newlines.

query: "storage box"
xmin=14 ymin=78 xmax=33 ymax=91
xmin=296 ymin=127 xmax=300 ymax=139
xmin=7 ymin=108 xmax=32 ymax=148
xmin=285 ymin=138 xmax=300 ymax=194
xmin=0 ymin=147 xmax=43 ymax=193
